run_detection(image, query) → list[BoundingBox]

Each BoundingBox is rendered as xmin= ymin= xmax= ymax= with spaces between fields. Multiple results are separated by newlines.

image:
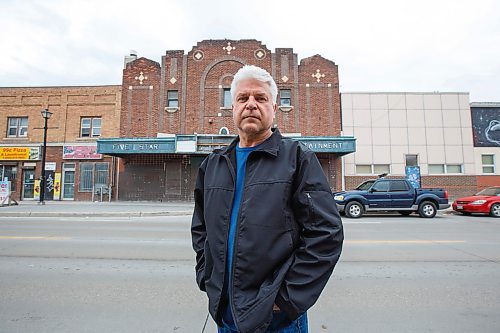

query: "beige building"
xmin=341 ymin=92 xmax=482 ymax=199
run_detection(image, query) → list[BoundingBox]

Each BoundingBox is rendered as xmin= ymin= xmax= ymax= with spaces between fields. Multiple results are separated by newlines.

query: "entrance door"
xmin=164 ymin=160 xmax=182 ymax=201
xmin=44 ymin=171 xmax=55 ymax=200
xmin=22 ymin=169 xmax=35 ymax=200
xmin=62 ymin=163 xmax=75 ymax=200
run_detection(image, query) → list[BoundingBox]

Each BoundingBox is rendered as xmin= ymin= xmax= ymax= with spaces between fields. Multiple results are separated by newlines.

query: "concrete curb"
xmin=0 ymin=211 xmax=194 ymax=218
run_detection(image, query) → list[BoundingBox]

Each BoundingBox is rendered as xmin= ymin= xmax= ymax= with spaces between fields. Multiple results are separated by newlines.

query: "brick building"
xmin=98 ymin=39 xmax=355 ymax=201
xmin=0 ymin=86 xmax=121 ymax=202
xmin=4 ymin=39 xmax=494 ymax=203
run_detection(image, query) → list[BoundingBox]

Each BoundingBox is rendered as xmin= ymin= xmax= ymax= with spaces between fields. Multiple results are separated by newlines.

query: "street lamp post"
xmin=39 ymin=108 xmax=53 ymax=205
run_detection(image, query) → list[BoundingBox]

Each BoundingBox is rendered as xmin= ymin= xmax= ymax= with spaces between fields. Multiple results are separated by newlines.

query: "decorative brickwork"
xmin=121 ymin=40 xmax=341 ymax=138
xmin=116 ymin=39 xmax=344 ymax=200
xmin=121 ymin=58 xmax=161 ymax=138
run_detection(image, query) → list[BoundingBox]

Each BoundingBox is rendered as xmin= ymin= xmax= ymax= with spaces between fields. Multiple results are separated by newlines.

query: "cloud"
xmin=0 ymin=0 xmax=499 ymax=101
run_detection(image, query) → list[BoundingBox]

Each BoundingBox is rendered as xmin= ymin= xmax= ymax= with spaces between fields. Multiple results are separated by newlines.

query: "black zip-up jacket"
xmin=191 ymin=129 xmax=343 ymax=333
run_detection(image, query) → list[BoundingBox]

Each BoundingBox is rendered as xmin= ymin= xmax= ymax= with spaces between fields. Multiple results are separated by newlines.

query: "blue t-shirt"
xmin=223 ymin=144 xmax=257 ymax=328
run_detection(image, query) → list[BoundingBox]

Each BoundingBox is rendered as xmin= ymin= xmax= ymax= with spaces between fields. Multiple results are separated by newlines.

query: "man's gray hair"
xmin=230 ymin=65 xmax=278 ymax=104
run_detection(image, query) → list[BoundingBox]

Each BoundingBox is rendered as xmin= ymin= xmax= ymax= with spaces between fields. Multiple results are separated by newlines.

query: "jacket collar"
xmin=218 ymin=128 xmax=281 ymax=157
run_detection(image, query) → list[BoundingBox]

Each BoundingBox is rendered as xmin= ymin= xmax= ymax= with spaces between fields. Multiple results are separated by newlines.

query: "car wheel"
xmin=398 ymin=211 xmax=412 ymax=216
xmin=490 ymin=203 xmax=500 ymax=218
xmin=418 ymin=201 xmax=437 ymax=218
xmin=345 ymin=201 xmax=363 ymax=218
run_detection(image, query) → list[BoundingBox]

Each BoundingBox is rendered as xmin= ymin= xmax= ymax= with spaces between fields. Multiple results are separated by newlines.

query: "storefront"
xmin=0 ymin=146 xmax=41 ymax=201
xmin=0 ymin=144 xmax=113 ymax=202
xmin=98 ymin=135 xmax=355 ymax=201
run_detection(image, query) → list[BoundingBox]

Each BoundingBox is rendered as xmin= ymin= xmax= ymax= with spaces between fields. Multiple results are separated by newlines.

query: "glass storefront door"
xmin=22 ymin=169 xmax=35 ymax=200
xmin=62 ymin=163 xmax=75 ymax=200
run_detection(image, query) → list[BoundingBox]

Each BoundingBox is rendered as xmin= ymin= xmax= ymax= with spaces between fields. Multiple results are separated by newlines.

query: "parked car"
xmin=452 ymin=186 xmax=500 ymax=217
xmin=334 ymin=178 xmax=450 ymax=218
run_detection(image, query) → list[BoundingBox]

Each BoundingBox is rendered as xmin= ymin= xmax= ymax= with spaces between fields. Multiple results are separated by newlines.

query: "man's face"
xmin=232 ymin=78 xmax=276 ymax=138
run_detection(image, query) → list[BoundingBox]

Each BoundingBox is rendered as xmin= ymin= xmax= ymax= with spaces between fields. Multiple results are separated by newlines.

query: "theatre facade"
xmin=97 ymin=39 xmax=355 ymax=201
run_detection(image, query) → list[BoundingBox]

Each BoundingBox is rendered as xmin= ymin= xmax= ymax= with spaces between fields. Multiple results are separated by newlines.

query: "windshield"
xmin=356 ymin=180 xmax=375 ymax=191
xmin=475 ymin=187 xmax=500 ymax=196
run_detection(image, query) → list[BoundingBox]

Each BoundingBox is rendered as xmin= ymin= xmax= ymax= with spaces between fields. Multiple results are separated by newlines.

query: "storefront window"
xmin=79 ymin=162 xmax=109 ymax=192
xmin=0 ymin=165 xmax=17 ymax=191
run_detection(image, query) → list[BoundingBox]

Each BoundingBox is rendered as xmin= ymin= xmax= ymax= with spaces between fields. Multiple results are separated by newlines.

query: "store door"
xmin=44 ymin=171 xmax=55 ymax=200
xmin=22 ymin=169 xmax=35 ymax=200
xmin=62 ymin=163 xmax=75 ymax=200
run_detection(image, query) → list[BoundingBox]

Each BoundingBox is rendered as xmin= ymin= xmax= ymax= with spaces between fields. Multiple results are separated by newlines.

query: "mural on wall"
xmin=471 ymin=107 xmax=500 ymax=147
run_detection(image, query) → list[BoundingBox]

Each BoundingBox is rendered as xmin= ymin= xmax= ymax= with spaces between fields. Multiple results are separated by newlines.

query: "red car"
xmin=452 ymin=186 xmax=500 ymax=217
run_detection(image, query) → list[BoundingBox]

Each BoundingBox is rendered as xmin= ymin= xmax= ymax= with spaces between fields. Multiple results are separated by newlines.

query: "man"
xmin=191 ymin=65 xmax=343 ymax=333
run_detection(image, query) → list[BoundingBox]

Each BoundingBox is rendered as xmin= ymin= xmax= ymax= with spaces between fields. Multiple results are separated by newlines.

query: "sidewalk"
xmin=0 ymin=200 xmax=454 ymax=218
xmin=0 ymin=200 xmax=195 ymax=217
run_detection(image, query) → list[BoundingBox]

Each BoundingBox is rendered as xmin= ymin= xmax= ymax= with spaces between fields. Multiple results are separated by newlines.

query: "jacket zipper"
xmin=227 ymin=151 xmax=254 ymax=331
xmin=221 ymin=154 xmax=237 ymax=327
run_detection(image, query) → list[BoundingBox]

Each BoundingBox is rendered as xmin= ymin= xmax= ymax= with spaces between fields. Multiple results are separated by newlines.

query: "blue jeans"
xmin=217 ymin=312 xmax=308 ymax=333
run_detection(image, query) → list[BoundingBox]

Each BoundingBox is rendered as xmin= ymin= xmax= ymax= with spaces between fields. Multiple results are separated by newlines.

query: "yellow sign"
xmin=54 ymin=173 xmax=61 ymax=200
xmin=34 ymin=179 xmax=40 ymax=201
xmin=0 ymin=147 xmax=30 ymax=160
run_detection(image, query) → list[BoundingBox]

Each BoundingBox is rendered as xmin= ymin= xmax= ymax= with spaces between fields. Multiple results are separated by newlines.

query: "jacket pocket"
xmin=305 ymin=190 xmax=335 ymax=226
xmin=203 ymin=240 xmax=214 ymax=283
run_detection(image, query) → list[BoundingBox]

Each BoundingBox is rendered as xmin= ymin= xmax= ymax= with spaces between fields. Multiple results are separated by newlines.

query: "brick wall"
xmin=120 ymin=58 xmax=161 ymax=138
xmin=317 ymin=153 xmax=343 ymax=191
xmin=298 ymin=55 xmax=341 ymax=137
xmin=476 ymin=175 xmax=500 ymax=192
xmin=345 ymin=175 xmax=478 ymax=201
xmin=0 ymin=86 xmax=121 ymax=142
xmin=118 ymin=39 xmax=345 ymax=199
xmin=122 ymin=39 xmax=342 ymax=138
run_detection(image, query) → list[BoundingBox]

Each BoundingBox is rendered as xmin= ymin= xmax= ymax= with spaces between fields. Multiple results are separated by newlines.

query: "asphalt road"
xmin=0 ymin=213 xmax=499 ymax=332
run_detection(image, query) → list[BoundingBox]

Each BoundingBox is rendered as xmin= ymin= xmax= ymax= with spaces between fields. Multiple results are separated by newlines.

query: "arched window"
xmin=219 ymin=127 xmax=229 ymax=135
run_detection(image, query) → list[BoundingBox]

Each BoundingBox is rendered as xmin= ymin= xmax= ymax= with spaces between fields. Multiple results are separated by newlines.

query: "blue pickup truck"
xmin=334 ymin=178 xmax=450 ymax=218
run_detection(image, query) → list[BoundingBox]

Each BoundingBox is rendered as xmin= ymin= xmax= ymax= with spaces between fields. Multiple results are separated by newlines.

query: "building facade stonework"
xmin=104 ymin=39 xmax=350 ymax=201
xmin=2 ymin=39 xmax=495 ymax=202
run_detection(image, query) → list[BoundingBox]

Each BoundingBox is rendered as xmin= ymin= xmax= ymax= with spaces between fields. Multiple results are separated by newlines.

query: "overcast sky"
xmin=1 ymin=0 xmax=499 ymax=102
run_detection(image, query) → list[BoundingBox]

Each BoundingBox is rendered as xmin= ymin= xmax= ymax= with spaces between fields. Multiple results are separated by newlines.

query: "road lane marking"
xmin=0 ymin=236 xmax=71 ymax=240
xmin=343 ymin=221 xmax=381 ymax=224
xmin=346 ymin=240 xmax=466 ymax=244
xmin=0 ymin=237 xmax=465 ymax=245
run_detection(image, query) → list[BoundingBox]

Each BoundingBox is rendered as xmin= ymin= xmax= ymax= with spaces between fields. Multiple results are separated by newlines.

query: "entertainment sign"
xmin=98 ymin=136 xmax=356 ymax=155
xmin=296 ymin=138 xmax=356 ymax=153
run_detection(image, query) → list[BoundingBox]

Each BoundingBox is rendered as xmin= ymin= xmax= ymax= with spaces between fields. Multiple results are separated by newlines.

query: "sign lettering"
xmin=0 ymin=147 xmax=30 ymax=160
